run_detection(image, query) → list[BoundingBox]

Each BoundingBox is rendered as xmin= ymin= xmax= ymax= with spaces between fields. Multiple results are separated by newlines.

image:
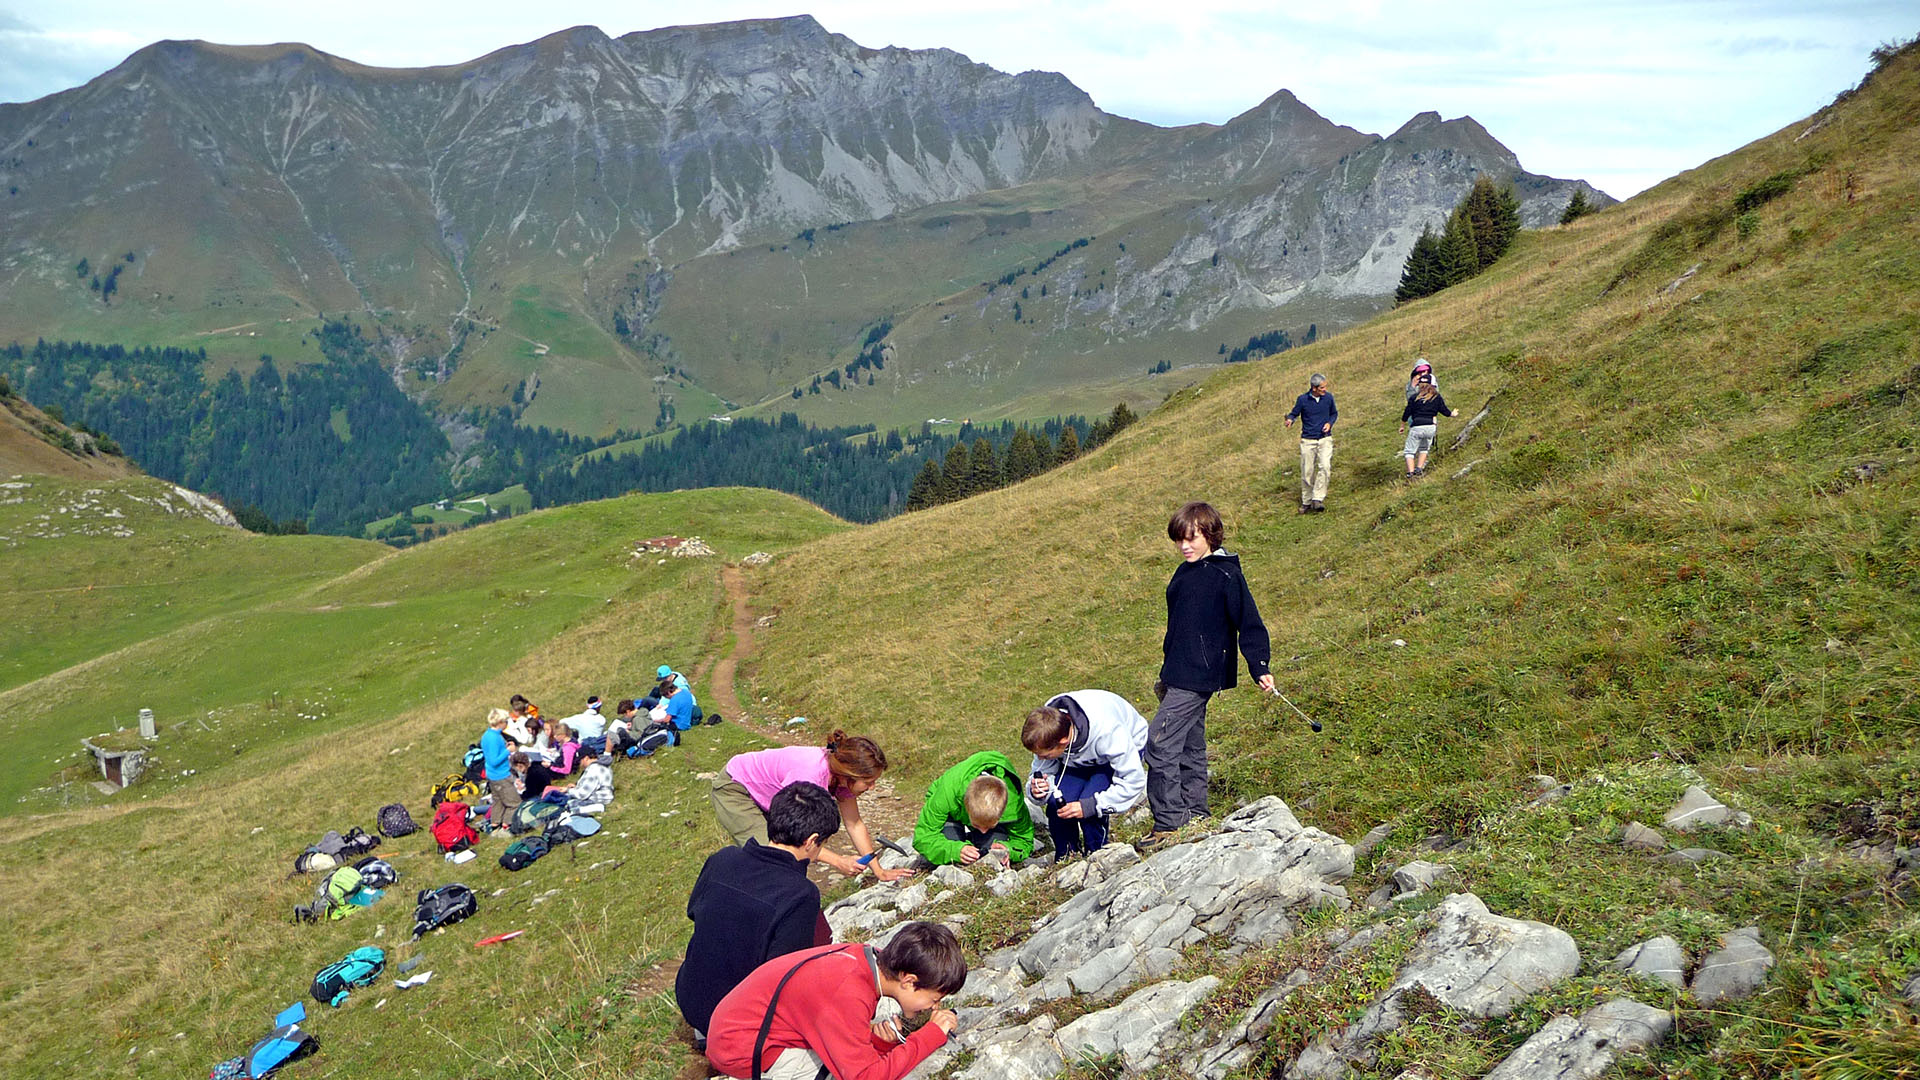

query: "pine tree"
xmin=1055 ymin=426 xmax=1080 ymax=464
xmin=1396 ymin=228 xmax=1444 ymax=303
xmin=1107 ymin=402 xmax=1138 ymax=437
xmin=1004 ymin=428 xmax=1040 ymax=482
xmin=940 ymin=443 xmax=972 ymax=501
xmin=1559 ymin=188 xmax=1595 ymax=225
xmin=970 ymin=437 xmax=1000 ymax=493
xmin=905 ymin=458 xmax=942 ymax=510
xmin=1437 ymin=208 xmax=1480 ymax=288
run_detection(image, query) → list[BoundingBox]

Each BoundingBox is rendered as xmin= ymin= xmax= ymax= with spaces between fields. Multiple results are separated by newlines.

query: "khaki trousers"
xmin=1299 ymin=437 xmax=1333 ymax=504
xmin=709 ymin=775 xmax=771 ymax=845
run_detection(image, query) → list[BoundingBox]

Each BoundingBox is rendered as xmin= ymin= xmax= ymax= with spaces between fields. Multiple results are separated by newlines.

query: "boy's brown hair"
xmin=509 ymin=752 xmax=529 ymax=768
xmin=877 ymin=921 xmax=968 ymax=993
xmin=1167 ymin=501 xmax=1225 ymax=550
xmin=964 ymin=775 xmax=1008 ymax=830
xmin=1021 ymin=706 xmax=1072 ymax=752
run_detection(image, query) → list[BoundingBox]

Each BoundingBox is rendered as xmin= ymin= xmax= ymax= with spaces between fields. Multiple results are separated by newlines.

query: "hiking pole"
xmin=1266 ymin=686 xmax=1322 ymax=733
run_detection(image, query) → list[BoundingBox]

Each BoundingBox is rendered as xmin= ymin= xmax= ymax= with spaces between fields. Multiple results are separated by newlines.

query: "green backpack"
xmin=508 ymin=799 xmax=565 ymax=835
xmin=292 ymin=865 xmax=363 ymax=924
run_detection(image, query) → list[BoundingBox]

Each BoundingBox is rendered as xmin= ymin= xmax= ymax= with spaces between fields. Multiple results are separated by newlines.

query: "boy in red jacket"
xmin=706 ymin=921 xmax=965 ymax=1080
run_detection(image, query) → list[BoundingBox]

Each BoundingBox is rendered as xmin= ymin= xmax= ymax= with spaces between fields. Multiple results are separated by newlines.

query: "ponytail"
xmin=824 ymin=729 xmax=886 ymax=784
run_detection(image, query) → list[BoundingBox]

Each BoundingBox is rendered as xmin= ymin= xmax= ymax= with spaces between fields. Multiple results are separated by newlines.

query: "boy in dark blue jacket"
xmin=1143 ymin=502 xmax=1274 ymax=848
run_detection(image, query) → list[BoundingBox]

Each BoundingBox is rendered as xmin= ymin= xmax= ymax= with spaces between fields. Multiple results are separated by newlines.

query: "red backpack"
xmin=430 ymin=802 xmax=477 ymax=853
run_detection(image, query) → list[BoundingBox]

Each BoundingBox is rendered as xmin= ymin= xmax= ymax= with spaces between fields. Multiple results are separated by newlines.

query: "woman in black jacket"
xmin=1399 ymin=374 xmax=1457 ymax=477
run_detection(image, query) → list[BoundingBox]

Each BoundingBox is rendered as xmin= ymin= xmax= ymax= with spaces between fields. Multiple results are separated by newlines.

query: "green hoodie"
xmin=912 ymin=751 xmax=1035 ymax=865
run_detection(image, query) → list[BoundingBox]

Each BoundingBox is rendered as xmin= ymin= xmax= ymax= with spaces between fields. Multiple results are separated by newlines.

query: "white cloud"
xmin=1 ymin=1 xmax=1911 ymax=197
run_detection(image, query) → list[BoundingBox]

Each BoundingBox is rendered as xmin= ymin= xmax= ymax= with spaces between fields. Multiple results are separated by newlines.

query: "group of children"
xmin=678 ymin=499 xmax=1276 ymax=1078
xmin=477 ymin=665 xmax=704 ymax=828
xmin=1286 ymin=356 xmax=1466 ymax=511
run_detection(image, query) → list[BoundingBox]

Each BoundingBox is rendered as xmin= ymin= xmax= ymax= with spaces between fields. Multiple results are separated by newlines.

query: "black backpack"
xmin=410 ymin=883 xmax=478 ymax=940
xmin=377 ymin=803 xmax=417 ymax=838
xmin=337 ymin=826 xmax=380 ymax=858
xmin=499 ymin=836 xmax=549 ymax=871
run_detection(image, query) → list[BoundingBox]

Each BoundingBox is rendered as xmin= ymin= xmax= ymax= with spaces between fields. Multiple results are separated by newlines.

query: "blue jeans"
xmin=1045 ymin=764 xmax=1112 ymax=855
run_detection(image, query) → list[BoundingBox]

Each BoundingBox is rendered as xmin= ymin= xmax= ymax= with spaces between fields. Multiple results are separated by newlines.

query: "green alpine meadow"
xmin=0 ymin=23 xmax=1917 ymax=1080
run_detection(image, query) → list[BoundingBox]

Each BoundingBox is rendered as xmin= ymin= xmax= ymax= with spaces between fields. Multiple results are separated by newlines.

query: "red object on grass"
xmin=474 ymin=930 xmax=525 ymax=947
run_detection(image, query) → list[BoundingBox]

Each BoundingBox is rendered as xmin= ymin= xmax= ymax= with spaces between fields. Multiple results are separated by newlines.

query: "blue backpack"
xmin=311 ymin=946 xmax=386 ymax=1007
xmin=210 ymin=1003 xmax=315 ymax=1079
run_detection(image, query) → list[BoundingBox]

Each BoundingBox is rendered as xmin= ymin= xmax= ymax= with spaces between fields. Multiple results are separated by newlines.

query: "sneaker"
xmin=1298 ymin=503 xmax=1312 ymax=514
xmin=1137 ymin=830 xmax=1177 ymax=851
xmin=1309 ymin=500 xmax=1325 ymax=513
xmin=1413 ymin=467 xmax=1425 ymax=477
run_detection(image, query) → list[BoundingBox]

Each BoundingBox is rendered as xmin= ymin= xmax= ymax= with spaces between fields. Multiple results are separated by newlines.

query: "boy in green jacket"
xmin=912 ymin=751 xmax=1035 ymax=866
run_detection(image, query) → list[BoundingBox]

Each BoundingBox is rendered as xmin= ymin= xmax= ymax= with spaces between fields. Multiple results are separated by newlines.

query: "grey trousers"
xmin=1145 ymin=686 xmax=1211 ymax=831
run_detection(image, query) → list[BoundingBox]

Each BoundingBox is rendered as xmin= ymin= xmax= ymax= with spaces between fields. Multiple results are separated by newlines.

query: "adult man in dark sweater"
xmin=1143 ymin=502 xmax=1274 ymax=849
xmin=1284 ymin=372 xmax=1337 ymax=512
xmin=675 ymin=781 xmax=840 ymax=1043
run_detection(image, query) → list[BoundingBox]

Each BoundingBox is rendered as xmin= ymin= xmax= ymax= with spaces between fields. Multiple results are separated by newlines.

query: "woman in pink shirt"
xmin=711 ymin=731 xmax=912 ymax=881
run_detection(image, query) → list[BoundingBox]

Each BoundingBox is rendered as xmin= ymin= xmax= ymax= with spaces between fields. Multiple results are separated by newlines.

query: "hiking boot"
xmin=1309 ymin=500 xmax=1326 ymax=513
xmin=1137 ymin=830 xmax=1177 ymax=852
xmin=1298 ymin=503 xmax=1312 ymax=514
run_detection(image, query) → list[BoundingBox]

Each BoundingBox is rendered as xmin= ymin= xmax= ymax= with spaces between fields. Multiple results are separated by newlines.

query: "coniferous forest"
xmin=1 ymin=326 xmax=1131 ymax=534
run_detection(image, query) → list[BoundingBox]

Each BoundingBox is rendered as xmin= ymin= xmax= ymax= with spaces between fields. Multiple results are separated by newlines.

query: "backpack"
xmin=293 ymin=865 xmax=364 ymax=924
xmin=544 ymin=813 xmax=600 ymax=847
xmin=499 ymin=835 xmax=549 ymax=871
xmin=461 ymin=744 xmax=487 ymax=783
xmin=508 ymin=798 xmax=565 ymax=835
xmin=290 ymin=849 xmax=339 ymax=877
xmin=430 ymin=801 xmax=478 ymax=853
xmin=376 ymin=803 xmax=418 ymax=838
xmin=353 ymin=856 xmax=398 ymax=889
xmin=336 ymin=826 xmax=380 ymax=858
xmin=430 ymin=774 xmax=482 ymax=808
xmin=310 ymin=946 xmax=386 ymax=1007
xmin=242 ymin=1023 xmax=317 ymax=1078
xmin=410 ymin=883 xmax=477 ymax=940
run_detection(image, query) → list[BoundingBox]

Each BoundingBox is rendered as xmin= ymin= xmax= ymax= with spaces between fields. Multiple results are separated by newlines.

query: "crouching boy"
xmin=676 ymin=781 xmax=839 ymax=1043
xmin=707 ymin=921 xmax=964 ymax=1080
xmin=1022 ymin=689 xmax=1150 ymax=858
xmin=912 ymin=751 xmax=1034 ymax=867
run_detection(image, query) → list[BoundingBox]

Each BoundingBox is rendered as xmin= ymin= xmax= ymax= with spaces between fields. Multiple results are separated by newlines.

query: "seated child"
xmin=565 ymin=696 xmax=608 ymax=757
xmin=548 ymin=723 xmax=581 ymax=775
xmin=561 ymin=753 xmax=614 ymax=808
xmin=1022 ymin=689 xmax=1150 ymax=858
xmin=912 ymin=751 xmax=1034 ymax=867
xmin=705 ymin=921 xmax=964 ymax=1080
xmin=676 ymin=782 xmax=840 ymax=1041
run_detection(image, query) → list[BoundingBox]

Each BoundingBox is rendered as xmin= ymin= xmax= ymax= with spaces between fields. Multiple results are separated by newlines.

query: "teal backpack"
xmin=310 ymin=946 xmax=385 ymax=1007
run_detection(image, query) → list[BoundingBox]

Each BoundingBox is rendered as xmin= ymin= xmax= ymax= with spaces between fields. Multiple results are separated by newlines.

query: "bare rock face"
xmin=1289 ymin=892 xmax=1580 ymax=1079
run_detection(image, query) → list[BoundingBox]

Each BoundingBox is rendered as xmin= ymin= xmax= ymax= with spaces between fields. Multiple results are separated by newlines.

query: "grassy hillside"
xmin=4 ymin=44 xmax=1919 ymax=1080
xmin=0 ymin=486 xmax=847 ymax=1079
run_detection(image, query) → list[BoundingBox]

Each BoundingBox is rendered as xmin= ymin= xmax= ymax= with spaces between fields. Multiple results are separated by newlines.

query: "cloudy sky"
xmin=1 ymin=1 xmax=1911 ymax=198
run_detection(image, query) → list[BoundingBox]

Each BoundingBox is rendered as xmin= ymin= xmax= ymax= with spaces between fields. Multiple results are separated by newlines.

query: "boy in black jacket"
xmin=675 ymin=781 xmax=840 ymax=1043
xmin=1143 ymin=502 xmax=1275 ymax=848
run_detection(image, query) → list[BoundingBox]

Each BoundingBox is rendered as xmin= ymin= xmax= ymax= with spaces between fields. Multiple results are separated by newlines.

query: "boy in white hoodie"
xmin=1022 ymin=689 xmax=1150 ymax=857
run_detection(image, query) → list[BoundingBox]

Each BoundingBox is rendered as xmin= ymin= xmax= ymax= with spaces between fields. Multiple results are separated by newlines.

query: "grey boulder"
xmin=1483 ymin=998 xmax=1673 ymax=1080
xmin=1690 ymin=927 xmax=1774 ymax=1004
xmin=1609 ymin=936 xmax=1686 ymax=988
xmin=1056 ymin=976 xmax=1220 ymax=1072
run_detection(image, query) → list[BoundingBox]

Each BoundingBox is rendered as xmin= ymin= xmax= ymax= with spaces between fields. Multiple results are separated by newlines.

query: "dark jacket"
xmin=1402 ymin=392 xmax=1454 ymax=426
xmin=1286 ymin=390 xmax=1337 ymax=439
xmin=1159 ymin=551 xmax=1273 ymax=693
xmin=675 ymin=840 xmax=828 ymax=1035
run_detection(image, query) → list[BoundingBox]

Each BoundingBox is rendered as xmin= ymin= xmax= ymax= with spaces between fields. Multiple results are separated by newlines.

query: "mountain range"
xmin=0 ymin=16 xmax=1604 ymax=440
